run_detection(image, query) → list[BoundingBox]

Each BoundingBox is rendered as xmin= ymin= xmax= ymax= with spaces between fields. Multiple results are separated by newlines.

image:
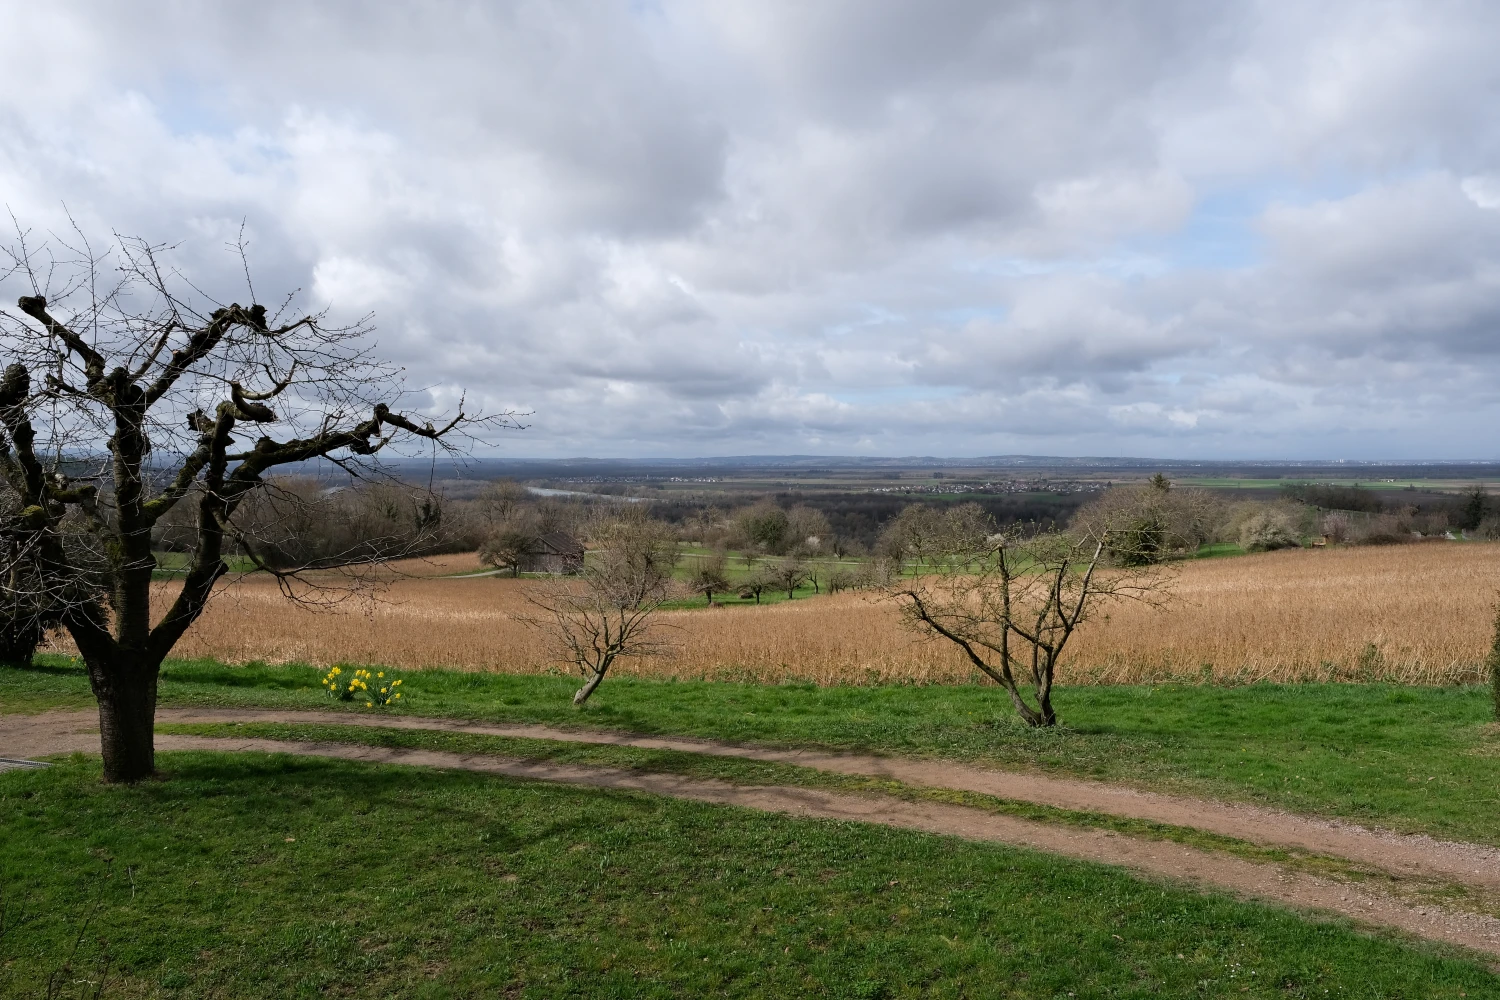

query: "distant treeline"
xmin=1280 ymin=482 xmax=1490 ymax=530
xmin=782 ymin=492 xmax=1084 ymax=552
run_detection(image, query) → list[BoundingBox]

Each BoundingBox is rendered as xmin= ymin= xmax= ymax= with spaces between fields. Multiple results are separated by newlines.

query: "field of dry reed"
xmin=50 ymin=542 xmax=1500 ymax=685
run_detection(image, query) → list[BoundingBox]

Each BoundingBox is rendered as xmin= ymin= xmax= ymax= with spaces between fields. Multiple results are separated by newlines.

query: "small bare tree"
xmin=889 ymin=504 xmax=1168 ymax=727
xmin=686 ymin=550 xmax=730 ymax=605
xmin=768 ymin=556 xmax=808 ymax=600
xmin=0 ymin=224 xmax=505 ymax=781
xmin=521 ymin=513 xmax=679 ymax=704
xmin=739 ymin=567 xmax=771 ymax=604
xmin=478 ymin=508 xmax=544 ymax=576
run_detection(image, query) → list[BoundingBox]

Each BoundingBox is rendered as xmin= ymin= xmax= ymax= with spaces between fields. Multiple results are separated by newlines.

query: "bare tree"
xmin=158 ymin=475 xmax=454 ymax=572
xmin=734 ymin=500 xmax=789 ymax=555
xmin=0 ymin=476 xmax=99 ymax=666
xmin=686 ymin=549 xmax=730 ymax=606
xmin=804 ymin=554 xmax=833 ymax=594
xmin=785 ymin=504 xmax=831 ymax=555
xmin=473 ymin=479 xmax=529 ymax=528
xmin=0 ymin=225 xmax=505 ymax=781
xmin=1071 ymin=476 xmax=1221 ymax=565
xmin=889 ymin=504 xmax=1168 ymax=727
xmin=520 ymin=513 xmax=679 ymax=704
xmin=739 ymin=567 xmax=770 ymax=604
xmin=478 ymin=508 xmax=543 ymax=576
xmin=878 ymin=502 xmax=991 ymax=570
xmin=768 ymin=556 xmax=808 ymax=600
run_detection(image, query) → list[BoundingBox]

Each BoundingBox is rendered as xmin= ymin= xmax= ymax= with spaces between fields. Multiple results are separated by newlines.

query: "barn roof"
xmin=532 ymin=532 xmax=584 ymax=556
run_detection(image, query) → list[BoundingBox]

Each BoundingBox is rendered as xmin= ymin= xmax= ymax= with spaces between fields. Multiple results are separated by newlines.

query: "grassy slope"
xmin=2 ymin=754 xmax=1493 ymax=998
xmin=157 ymin=720 xmax=1500 ymax=907
xmin=7 ymin=658 xmax=1500 ymax=845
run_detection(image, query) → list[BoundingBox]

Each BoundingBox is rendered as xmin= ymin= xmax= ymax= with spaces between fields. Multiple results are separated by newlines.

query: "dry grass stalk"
xmin=42 ymin=542 xmax=1500 ymax=685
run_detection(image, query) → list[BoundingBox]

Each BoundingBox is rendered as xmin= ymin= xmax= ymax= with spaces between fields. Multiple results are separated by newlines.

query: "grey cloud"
xmin=7 ymin=1 xmax=1500 ymax=458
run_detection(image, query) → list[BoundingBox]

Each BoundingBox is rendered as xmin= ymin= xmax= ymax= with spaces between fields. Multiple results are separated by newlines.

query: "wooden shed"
xmin=519 ymin=532 xmax=585 ymax=574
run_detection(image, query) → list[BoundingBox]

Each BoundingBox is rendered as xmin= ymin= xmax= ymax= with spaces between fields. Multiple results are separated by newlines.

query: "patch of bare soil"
xmin=9 ymin=708 xmax=1500 ymax=960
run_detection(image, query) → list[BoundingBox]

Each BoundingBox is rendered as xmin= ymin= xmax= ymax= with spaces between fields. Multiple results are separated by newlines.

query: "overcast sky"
xmin=5 ymin=1 xmax=1500 ymax=459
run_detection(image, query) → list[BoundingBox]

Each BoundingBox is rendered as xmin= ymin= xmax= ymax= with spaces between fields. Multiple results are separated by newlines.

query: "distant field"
xmin=48 ymin=542 xmax=1500 ymax=685
xmin=1174 ymin=477 xmax=1496 ymax=493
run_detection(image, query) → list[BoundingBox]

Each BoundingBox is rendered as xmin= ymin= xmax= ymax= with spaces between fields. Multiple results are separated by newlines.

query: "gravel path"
xmin=9 ymin=707 xmax=1500 ymax=960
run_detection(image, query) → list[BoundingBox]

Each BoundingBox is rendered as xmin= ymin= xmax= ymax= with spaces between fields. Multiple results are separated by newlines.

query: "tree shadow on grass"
xmin=160 ymin=661 xmax=321 ymax=691
xmin=156 ymin=750 xmax=662 ymax=853
xmin=7 ymin=659 xmax=87 ymax=677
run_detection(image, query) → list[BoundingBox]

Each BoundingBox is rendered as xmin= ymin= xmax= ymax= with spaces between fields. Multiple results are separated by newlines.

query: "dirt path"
xmin=10 ymin=708 xmax=1500 ymax=960
xmin=133 ymin=708 xmax=1500 ymax=888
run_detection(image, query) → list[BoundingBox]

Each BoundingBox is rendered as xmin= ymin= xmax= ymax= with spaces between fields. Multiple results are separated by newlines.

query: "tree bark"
xmin=90 ymin=661 xmax=159 ymax=782
xmin=0 ymin=616 xmax=41 ymax=667
xmin=1034 ymin=688 xmax=1057 ymax=727
xmin=573 ymin=669 xmax=606 ymax=705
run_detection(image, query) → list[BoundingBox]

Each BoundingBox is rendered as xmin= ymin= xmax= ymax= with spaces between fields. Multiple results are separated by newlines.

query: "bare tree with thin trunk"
xmin=478 ymin=508 xmax=544 ymax=577
xmin=0 ymin=223 xmax=506 ymax=781
xmin=520 ymin=512 xmax=679 ymax=704
xmin=768 ymin=556 xmax=808 ymax=600
xmin=687 ymin=549 xmax=730 ymax=606
xmin=888 ymin=503 xmax=1169 ymax=727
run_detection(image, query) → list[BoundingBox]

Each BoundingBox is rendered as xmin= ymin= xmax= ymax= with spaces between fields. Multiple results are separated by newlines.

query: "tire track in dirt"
xmin=9 ymin=708 xmax=1500 ymax=961
xmin=149 ymin=708 xmax=1500 ymax=890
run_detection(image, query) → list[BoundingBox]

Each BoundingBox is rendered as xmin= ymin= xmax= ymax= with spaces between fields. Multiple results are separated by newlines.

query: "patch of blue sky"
xmin=151 ymin=75 xmax=291 ymax=167
xmin=154 ymin=74 xmax=239 ymax=138
xmin=1137 ymin=174 xmax=1369 ymax=271
xmin=1148 ymin=187 xmax=1266 ymax=270
xmin=958 ymin=252 xmax=1171 ymax=282
xmin=961 ymin=175 xmax=1372 ymax=280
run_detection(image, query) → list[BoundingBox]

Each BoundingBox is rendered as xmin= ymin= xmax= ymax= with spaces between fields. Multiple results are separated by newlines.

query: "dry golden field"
xmin=48 ymin=542 xmax=1500 ymax=685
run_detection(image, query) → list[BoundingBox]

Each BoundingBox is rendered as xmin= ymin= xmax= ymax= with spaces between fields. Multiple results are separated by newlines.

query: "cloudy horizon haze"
xmin=5 ymin=2 xmax=1500 ymax=461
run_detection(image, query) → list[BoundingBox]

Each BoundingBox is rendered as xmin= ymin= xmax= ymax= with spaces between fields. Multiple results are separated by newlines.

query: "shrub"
xmin=1073 ymin=478 xmax=1222 ymax=565
xmin=1238 ymin=508 xmax=1301 ymax=552
xmin=1321 ymin=511 xmax=1352 ymax=544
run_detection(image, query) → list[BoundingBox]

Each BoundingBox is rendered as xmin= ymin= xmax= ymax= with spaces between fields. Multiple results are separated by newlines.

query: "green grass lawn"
xmin=155 ymin=720 xmax=1500 ymax=905
xmin=151 ymin=551 xmax=261 ymax=579
xmin=7 ymin=658 xmax=1500 ymax=846
xmin=1189 ymin=541 xmax=1247 ymax=559
xmin=2 ymin=753 xmax=1493 ymax=998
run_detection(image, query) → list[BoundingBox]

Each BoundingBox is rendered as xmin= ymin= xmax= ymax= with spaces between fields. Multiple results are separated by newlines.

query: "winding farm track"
xmin=8 ymin=707 xmax=1500 ymax=961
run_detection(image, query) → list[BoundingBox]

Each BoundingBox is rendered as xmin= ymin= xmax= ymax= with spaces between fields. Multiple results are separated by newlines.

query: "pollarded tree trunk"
xmin=2 ymin=242 xmax=490 ymax=784
xmin=87 ymin=657 xmax=160 ymax=783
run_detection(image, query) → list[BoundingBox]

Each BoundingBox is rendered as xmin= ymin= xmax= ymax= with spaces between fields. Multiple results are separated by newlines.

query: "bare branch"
xmin=885 ymin=504 xmax=1174 ymax=726
xmin=0 ymin=223 xmax=511 ymax=781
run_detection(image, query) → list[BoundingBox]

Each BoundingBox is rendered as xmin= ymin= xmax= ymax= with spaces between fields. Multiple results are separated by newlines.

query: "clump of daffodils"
xmin=322 ymin=666 xmax=404 ymax=707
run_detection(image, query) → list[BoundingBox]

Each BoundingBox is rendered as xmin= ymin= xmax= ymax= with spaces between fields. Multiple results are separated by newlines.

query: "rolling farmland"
xmin=79 ymin=541 xmax=1500 ymax=686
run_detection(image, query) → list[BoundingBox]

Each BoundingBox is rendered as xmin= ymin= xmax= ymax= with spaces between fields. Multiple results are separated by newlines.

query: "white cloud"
xmin=4 ymin=1 xmax=1500 ymax=458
